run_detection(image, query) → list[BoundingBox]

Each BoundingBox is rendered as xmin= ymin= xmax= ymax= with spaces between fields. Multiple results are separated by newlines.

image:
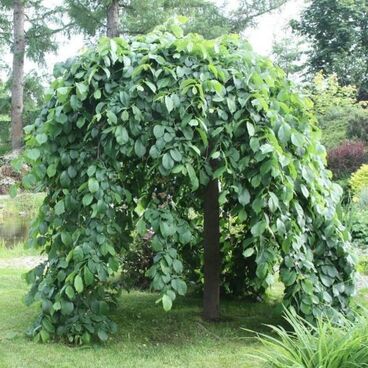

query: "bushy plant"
xmin=311 ymin=73 xmax=356 ymax=116
xmin=252 ymin=309 xmax=368 ymax=368
xmin=347 ymin=107 xmax=368 ymax=144
xmin=357 ymin=256 xmax=368 ymax=275
xmin=327 ymin=141 xmax=367 ymax=179
xmin=310 ymin=73 xmax=367 ymax=150
xmin=22 ymin=20 xmax=355 ymax=343
xmin=350 ymin=212 xmax=368 ymax=249
xmin=350 ymin=164 xmax=368 ymax=196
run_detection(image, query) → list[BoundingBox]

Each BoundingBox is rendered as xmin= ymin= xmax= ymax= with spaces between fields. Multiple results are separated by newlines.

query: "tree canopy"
xmin=66 ymin=0 xmax=290 ymax=39
xmin=292 ymin=0 xmax=368 ymax=100
xmin=22 ymin=20 xmax=354 ymax=344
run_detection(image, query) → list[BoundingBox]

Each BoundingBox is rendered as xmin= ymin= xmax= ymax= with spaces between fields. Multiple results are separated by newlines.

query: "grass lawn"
xmin=0 ymin=266 xmax=286 ymax=368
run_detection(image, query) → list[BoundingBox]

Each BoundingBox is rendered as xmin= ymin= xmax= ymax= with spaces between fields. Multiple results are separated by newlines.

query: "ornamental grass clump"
xmin=252 ymin=309 xmax=368 ymax=368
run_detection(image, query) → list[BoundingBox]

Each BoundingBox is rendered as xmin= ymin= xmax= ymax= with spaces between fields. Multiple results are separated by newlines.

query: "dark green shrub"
xmin=350 ymin=214 xmax=368 ymax=249
xmin=347 ymin=107 xmax=368 ymax=143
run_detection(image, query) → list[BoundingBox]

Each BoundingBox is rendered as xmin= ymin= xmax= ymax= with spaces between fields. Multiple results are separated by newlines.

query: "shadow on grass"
xmin=109 ymin=290 xmax=284 ymax=347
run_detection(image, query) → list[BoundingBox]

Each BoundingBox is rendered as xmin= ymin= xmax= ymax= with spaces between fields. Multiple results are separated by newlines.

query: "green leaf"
xmin=88 ymin=178 xmax=99 ymax=193
xmin=82 ymin=194 xmax=93 ymax=206
xmin=165 ymin=95 xmax=174 ymax=113
xmin=173 ymin=259 xmax=183 ymax=273
xmin=98 ymin=329 xmax=108 ymax=342
xmin=153 ymin=125 xmax=165 ymax=138
xmin=61 ymin=232 xmax=72 ymax=246
xmin=55 ymin=200 xmax=65 ymax=216
xmin=162 ymin=153 xmax=174 ymax=170
xmin=61 ymin=300 xmax=74 ymax=315
xmin=107 ymin=111 xmax=117 ymax=124
xmin=170 ymin=24 xmax=184 ymax=38
xmin=121 ymin=110 xmax=129 ymax=121
xmin=302 ymin=279 xmax=314 ymax=295
xmin=281 ymin=270 xmax=297 ymax=286
xmin=60 ymin=171 xmax=71 ymax=187
xmin=84 ymin=267 xmax=94 ymax=286
xmin=115 ymin=126 xmax=129 ymax=144
xmin=67 ymin=166 xmax=77 ymax=179
xmin=162 ymin=294 xmax=173 ymax=311
xmin=65 ymin=285 xmax=75 ymax=299
xmin=26 ymin=148 xmax=40 ymax=161
xmin=74 ymin=275 xmax=84 ymax=293
xmin=185 ymin=163 xmax=199 ymax=191
xmin=251 ymin=221 xmax=266 ymax=236
xmin=134 ymin=139 xmax=146 ymax=158
xmin=243 ymin=248 xmax=254 ymax=258
xmin=171 ymin=279 xmax=187 ymax=296
xmin=94 ymin=89 xmax=101 ymax=99
xmin=160 ymin=221 xmax=176 ymax=237
xmin=22 ymin=174 xmax=36 ymax=189
xmin=87 ymin=165 xmax=96 ymax=177
xmin=76 ymin=82 xmax=88 ymax=100
xmin=47 ymin=164 xmax=57 ymax=178
xmin=291 ymin=132 xmax=305 ymax=147
xmin=170 ymin=149 xmax=182 ymax=162
xmin=238 ymin=187 xmax=250 ymax=206
xmin=36 ymin=133 xmax=48 ymax=145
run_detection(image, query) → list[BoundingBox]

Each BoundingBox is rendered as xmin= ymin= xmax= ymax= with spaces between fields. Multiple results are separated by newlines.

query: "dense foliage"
xmin=292 ymin=0 xmax=368 ymax=100
xmin=346 ymin=108 xmax=368 ymax=144
xmin=327 ymin=141 xmax=367 ymax=180
xmin=66 ymin=0 xmax=289 ymax=39
xmin=23 ymin=21 xmax=354 ymax=343
xmin=350 ymin=164 xmax=368 ymax=198
xmin=309 ymin=73 xmax=363 ymax=149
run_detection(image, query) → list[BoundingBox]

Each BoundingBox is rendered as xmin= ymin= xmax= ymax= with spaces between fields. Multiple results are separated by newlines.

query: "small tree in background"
xmin=0 ymin=0 xmax=75 ymax=151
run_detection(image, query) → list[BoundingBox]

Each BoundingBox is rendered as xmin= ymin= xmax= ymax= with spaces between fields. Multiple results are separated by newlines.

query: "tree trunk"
xmin=107 ymin=0 xmax=120 ymax=37
xmin=11 ymin=0 xmax=25 ymax=151
xmin=203 ymin=176 xmax=221 ymax=321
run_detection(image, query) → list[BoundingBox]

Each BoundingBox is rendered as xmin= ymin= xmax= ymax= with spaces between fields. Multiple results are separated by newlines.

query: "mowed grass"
xmin=0 ymin=266 xmax=285 ymax=368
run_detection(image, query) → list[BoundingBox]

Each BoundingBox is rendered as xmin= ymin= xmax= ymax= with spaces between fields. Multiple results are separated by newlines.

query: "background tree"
xmin=107 ymin=0 xmax=120 ymax=37
xmin=0 ymin=0 xmax=73 ymax=151
xmin=291 ymin=0 xmax=368 ymax=100
xmin=66 ymin=0 xmax=290 ymax=39
xmin=271 ymin=34 xmax=306 ymax=80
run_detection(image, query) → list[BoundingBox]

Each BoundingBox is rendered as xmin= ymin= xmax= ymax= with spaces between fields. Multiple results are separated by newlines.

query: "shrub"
xmin=327 ymin=141 xmax=367 ymax=179
xmin=252 ymin=309 xmax=368 ymax=368
xmin=350 ymin=210 xmax=368 ymax=249
xmin=357 ymin=256 xmax=368 ymax=275
xmin=347 ymin=107 xmax=368 ymax=143
xmin=350 ymin=164 xmax=368 ymax=195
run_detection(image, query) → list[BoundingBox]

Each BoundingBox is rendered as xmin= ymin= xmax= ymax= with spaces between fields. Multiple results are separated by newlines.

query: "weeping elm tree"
xmin=23 ymin=21 xmax=355 ymax=343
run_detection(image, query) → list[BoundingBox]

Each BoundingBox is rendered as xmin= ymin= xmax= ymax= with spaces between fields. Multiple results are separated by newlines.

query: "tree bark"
xmin=107 ymin=0 xmax=120 ymax=37
xmin=203 ymin=176 xmax=221 ymax=321
xmin=11 ymin=0 xmax=25 ymax=151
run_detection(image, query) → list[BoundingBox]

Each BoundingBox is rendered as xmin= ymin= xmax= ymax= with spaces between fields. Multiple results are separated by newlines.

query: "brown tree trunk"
xmin=107 ymin=0 xmax=120 ymax=37
xmin=11 ymin=0 xmax=25 ymax=151
xmin=203 ymin=176 xmax=221 ymax=321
